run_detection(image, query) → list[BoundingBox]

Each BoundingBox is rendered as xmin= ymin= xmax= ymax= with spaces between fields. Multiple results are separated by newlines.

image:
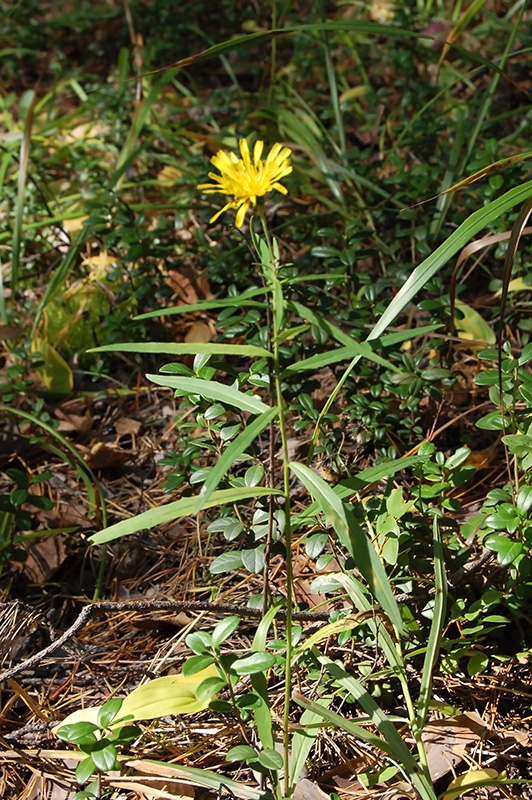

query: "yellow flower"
xmin=197 ymin=139 xmax=292 ymax=228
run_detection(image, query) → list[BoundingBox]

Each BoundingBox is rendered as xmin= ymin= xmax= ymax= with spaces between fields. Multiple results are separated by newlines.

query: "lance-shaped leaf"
xmin=289 ymin=462 xmax=402 ymax=634
xmin=90 ymin=486 xmax=282 ymax=544
xmin=89 ymin=342 xmax=271 ymax=359
xmin=147 ymin=374 xmax=270 ymax=415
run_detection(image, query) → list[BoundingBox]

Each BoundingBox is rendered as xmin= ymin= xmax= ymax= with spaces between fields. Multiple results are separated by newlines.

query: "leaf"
xmin=211 ymin=616 xmax=240 ymax=648
xmin=226 ymin=745 xmax=258 ymax=762
xmin=454 ymin=300 xmax=495 ymax=344
xmin=257 ymin=749 xmax=283 ymax=770
xmin=89 ymin=342 xmax=271 ymax=359
xmin=210 ymin=550 xmax=244 ymax=574
xmin=289 ymin=462 xmax=403 ymax=634
xmin=123 ymin=759 xmax=267 ymax=800
xmin=241 ymin=546 xmax=265 ymax=574
xmin=134 ymin=288 xmax=269 ymax=320
xmin=232 ymin=652 xmax=277 ymax=675
xmin=89 ymin=486 xmax=281 ymax=544
xmin=90 ymin=741 xmax=118 ymax=773
xmin=442 ymin=768 xmax=498 ymax=800
xmin=76 ymin=756 xmax=97 ymax=785
xmin=54 ymin=665 xmax=219 ymax=731
xmin=31 ymin=337 xmax=73 ymax=393
xmin=147 ymin=374 xmax=270 ymax=415
xmin=97 ymin=699 xmax=123 ymax=729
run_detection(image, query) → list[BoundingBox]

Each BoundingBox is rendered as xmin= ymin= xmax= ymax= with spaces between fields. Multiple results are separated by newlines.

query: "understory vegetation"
xmin=2 ymin=1 xmax=532 ymax=799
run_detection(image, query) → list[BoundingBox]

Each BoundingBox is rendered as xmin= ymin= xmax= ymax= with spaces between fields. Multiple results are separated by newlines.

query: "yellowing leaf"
xmin=31 ymin=337 xmax=73 ymax=393
xmin=63 ymin=216 xmax=88 ymax=233
xmin=81 ymin=251 xmax=120 ymax=281
xmin=454 ymin=300 xmax=495 ymax=345
xmin=442 ymin=768 xmax=498 ymax=800
xmin=54 ymin=664 xmax=218 ymax=733
xmin=494 ymin=277 xmax=531 ymax=296
xmin=157 ymin=165 xmax=182 ymax=186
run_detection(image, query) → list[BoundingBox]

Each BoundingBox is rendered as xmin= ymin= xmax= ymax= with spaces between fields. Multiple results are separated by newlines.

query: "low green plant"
xmin=56 ymin=699 xmax=141 ymax=799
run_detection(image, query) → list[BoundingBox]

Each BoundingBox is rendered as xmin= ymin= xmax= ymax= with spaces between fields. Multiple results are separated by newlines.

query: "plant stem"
xmin=256 ymin=208 xmax=295 ymax=798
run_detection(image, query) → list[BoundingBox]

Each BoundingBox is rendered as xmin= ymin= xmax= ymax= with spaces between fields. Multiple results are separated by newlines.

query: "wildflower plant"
xmin=85 ymin=132 xmax=532 ymax=800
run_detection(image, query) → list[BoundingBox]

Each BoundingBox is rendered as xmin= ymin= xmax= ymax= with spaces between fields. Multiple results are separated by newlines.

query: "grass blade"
xmin=416 ymin=516 xmax=447 ymax=731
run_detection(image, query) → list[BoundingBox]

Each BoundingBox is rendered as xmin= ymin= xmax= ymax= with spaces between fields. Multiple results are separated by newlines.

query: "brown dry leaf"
xmin=23 ymin=536 xmax=67 ymax=583
xmin=125 ymin=760 xmax=254 ymax=800
xmin=165 ymin=270 xmax=201 ymax=304
xmin=165 ymin=267 xmax=212 ymax=305
xmin=463 ymin=445 xmax=498 ymax=471
xmin=0 ymin=323 xmax=24 ymax=340
xmin=294 ymin=778 xmax=331 ymax=800
xmin=85 ymin=441 xmax=131 ymax=469
xmin=422 ymin=712 xmax=486 ymax=781
xmin=185 ymin=321 xmax=212 ymax=344
xmin=115 ymin=417 xmax=142 ymax=437
xmin=55 ymin=409 xmax=93 ymax=435
xmin=292 ymin=553 xmax=334 ymax=611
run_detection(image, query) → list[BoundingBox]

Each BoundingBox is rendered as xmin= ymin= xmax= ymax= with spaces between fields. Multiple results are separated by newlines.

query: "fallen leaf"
xmin=55 ymin=409 xmax=93 ymax=435
xmin=422 ymin=712 xmax=486 ymax=781
xmin=185 ymin=321 xmax=212 ymax=344
xmin=85 ymin=441 xmax=131 ymax=469
xmin=294 ymin=778 xmax=330 ymax=800
xmin=23 ymin=536 xmax=67 ymax=583
xmin=0 ymin=324 xmax=24 ymax=340
xmin=115 ymin=417 xmax=142 ymax=437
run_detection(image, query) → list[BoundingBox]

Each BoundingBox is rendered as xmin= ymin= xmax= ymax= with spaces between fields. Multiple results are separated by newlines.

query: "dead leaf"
xmin=110 ymin=780 xmax=193 ymax=800
xmin=164 ymin=267 xmax=212 ymax=305
xmin=85 ymin=441 xmax=131 ymax=469
xmin=23 ymin=536 xmax=67 ymax=583
xmin=0 ymin=323 xmax=24 ymax=340
xmin=422 ymin=712 xmax=486 ymax=781
xmin=55 ymin=409 xmax=93 ymax=435
xmin=294 ymin=779 xmax=330 ymax=800
xmin=115 ymin=417 xmax=142 ymax=437
xmin=185 ymin=321 xmax=212 ymax=344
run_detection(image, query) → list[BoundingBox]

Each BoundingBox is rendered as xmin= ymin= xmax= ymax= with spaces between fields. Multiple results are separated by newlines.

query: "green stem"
xmin=256 ymin=208 xmax=294 ymax=798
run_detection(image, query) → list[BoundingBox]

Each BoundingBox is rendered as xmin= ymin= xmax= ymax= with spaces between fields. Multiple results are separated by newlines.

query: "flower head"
xmin=197 ymin=139 xmax=292 ymax=228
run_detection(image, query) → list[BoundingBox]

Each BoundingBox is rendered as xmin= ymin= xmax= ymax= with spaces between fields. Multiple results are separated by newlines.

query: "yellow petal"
xmin=235 ymin=201 xmax=250 ymax=228
xmin=253 ymin=139 xmax=264 ymax=164
xmin=239 ymin=138 xmax=252 ymax=169
xmin=266 ymin=142 xmax=283 ymax=162
xmin=209 ymin=201 xmax=236 ymax=223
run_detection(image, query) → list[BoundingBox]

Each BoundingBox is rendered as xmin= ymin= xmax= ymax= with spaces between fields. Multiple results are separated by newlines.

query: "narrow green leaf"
xmin=89 ymin=486 xmax=281 ymax=544
xmin=289 ymin=462 xmax=402 ymax=634
xmin=194 ymin=407 xmax=278 ymax=513
xmin=416 ymin=517 xmax=447 ymax=731
xmin=284 ymin=343 xmax=400 ymax=375
xmin=89 ymin=342 xmax=272 ymax=359
xmin=134 ymin=289 xmax=268 ymax=320
xmin=147 ymin=374 xmax=270 ymax=415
